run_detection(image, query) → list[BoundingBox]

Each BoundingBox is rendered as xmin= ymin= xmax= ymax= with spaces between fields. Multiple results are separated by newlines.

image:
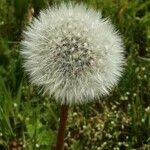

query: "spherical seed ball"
xmin=21 ymin=4 xmax=125 ymax=105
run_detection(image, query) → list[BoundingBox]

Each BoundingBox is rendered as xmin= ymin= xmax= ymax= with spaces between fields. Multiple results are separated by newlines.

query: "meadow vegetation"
xmin=0 ymin=0 xmax=150 ymax=149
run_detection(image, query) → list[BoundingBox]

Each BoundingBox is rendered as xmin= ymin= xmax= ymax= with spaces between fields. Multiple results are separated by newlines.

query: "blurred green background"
xmin=0 ymin=0 xmax=150 ymax=149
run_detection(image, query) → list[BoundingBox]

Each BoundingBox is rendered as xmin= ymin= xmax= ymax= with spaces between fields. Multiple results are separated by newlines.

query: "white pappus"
xmin=21 ymin=3 xmax=125 ymax=105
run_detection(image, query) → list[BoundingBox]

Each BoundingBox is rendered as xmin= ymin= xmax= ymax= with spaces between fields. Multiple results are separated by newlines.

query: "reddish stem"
xmin=55 ymin=104 xmax=69 ymax=150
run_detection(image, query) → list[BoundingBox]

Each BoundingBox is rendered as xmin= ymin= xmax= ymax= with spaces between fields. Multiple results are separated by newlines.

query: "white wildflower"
xmin=23 ymin=144 xmax=26 ymax=148
xmin=21 ymin=4 xmax=125 ymax=105
xmin=124 ymin=96 xmax=128 ymax=100
xmin=13 ymin=103 xmax=18 ymax=107
xmin=144 ymin=75 xmax=147 ymax=79
xmin=35 ymin=143 xmax=40 ymax=148
xmin=141 ymin=67 xmax=145 ymax=71
xmin=141 ymin=118 xmax=145 ymax=122
xmin=145 ymin=106 xmax=150 ymax=113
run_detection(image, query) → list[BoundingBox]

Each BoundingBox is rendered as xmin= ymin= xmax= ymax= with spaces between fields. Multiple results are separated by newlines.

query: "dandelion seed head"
xmin=21 ymin=4 xmax=125 ymax=105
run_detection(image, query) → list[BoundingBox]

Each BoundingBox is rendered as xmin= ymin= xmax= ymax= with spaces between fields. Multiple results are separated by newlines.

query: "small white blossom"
xmin=126 ymin=91 xmax=130 ymax=95
xmin=111 ymin=121 xmax=115 ymax=125
xmin=23 ymin=144 xmax=26 ymax=148
xmin=13 ymin=103 xmax=17 ymax=107
xmin=145 ymin=106 xmax=150 ymax=113
xmin=141 ymin=67 xmax=145 ymax=71
xmin=121 ymin=125 xmax=124 ymax=129
xmin=144 ymin=75 xmax=147 ymax=79
xmin=73 ymin=112 xmax=77 ymax=116
xmin=35 ymin=144 xmax=40 ymax=148
xmin=124 ymin=96 xmax=128 ymax=100
xmin=21 ymin=3 xmax=125 ymax=105
xmin=141 ymin=118 xmax=145 ymax=122
xmin=25 ymin=117 xmax=30 ymax=121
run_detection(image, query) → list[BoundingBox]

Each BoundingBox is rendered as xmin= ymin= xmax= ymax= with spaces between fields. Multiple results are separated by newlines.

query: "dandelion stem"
xmin=55 ymin=104 xmax=69 ymax=150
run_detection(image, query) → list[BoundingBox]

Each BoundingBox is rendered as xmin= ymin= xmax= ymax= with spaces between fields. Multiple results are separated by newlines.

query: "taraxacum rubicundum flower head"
xmin=21 ymin=3 xmax=125 ymax=105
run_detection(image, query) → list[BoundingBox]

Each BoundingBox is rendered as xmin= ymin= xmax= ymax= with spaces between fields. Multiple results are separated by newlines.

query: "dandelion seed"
xmin=21 ymin=4 xmax=125 ymax=149
xmin=21 ymin=3 xmax=124 ymax=106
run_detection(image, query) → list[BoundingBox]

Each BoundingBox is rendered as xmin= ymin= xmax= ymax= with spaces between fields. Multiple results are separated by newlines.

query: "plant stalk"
xmin=55 ymin=104 xmax=69 ymax=150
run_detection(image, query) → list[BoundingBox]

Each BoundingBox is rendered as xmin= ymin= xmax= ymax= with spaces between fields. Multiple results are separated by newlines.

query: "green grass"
xmin=0 ymin=0 xmax=150 ymax=149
